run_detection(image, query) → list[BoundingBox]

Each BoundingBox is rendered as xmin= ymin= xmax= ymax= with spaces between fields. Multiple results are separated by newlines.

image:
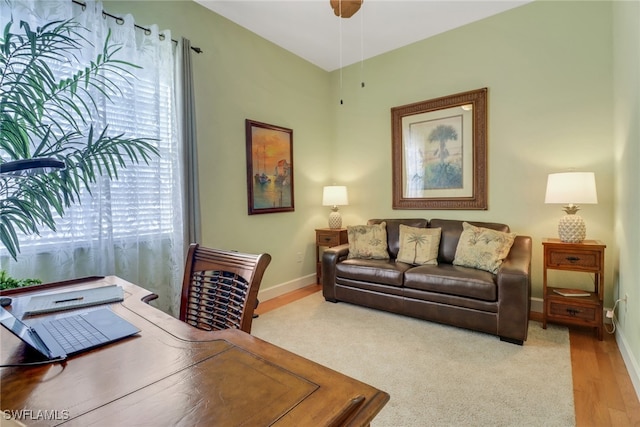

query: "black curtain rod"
xmin=71 ymin=0 xmax=202 ymax=53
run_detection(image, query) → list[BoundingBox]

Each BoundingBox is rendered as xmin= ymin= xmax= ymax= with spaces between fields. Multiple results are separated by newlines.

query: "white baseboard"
xmin=530 ymin=296 xmax=543 ymax=314
xmin=258 ymin=274 xmax=317 ymax=301
xmin=616 ymin=328 xmax=640 ymax=402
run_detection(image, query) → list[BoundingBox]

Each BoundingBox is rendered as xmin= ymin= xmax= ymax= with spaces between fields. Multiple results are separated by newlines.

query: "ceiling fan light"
xmin=330 ymin=0 xmax=364 ymax=18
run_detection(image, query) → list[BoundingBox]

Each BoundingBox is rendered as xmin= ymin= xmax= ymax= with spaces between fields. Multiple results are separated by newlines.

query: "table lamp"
xmin=544 ymin=172 xmax=598 ymax=243
xmin=322 ymin=186 xmax=348 ymax=229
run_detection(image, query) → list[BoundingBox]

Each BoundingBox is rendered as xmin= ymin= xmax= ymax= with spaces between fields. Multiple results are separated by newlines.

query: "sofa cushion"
xmin=404 ymin=264 xmax=497 ymax=301
xmin=336 ymin=259 xmax=409 ymax=287
xmin=453 ymin=222 xmax=516 ymax=273
xmin=347 ymin=222 xmax=390 ymax=260
xmin=368 ymin=219 xmax=428 ymax=258
xmin=396 ymin=225 xmax=441 ymax=266
xmin=429 ymin=219 xmax=510 ymax=264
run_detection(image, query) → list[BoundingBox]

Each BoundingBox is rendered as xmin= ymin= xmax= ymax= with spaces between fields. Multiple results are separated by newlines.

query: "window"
xmin=1 ymin=0 xmax=184 ymax=315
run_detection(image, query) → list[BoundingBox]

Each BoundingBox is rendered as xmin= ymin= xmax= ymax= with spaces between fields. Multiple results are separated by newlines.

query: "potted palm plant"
xmin=0 ymin=17 xmax=159 ymax=261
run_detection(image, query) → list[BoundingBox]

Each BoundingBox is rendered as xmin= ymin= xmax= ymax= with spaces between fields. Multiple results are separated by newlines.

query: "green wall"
xmin=107 ymin=0 xmax=638 ymax=394
xmin=105 ymin=1 xmax=617 ymax=305
xmin=613 ymin=0 xmax=640 ymax=398
xmin=107 ymin=0 xmax=617 ymax=304
xmin=332 ymin=0 xmax=614 ymax=304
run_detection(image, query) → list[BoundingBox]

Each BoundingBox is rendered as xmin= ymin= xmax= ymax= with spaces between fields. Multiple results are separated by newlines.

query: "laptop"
xmin=0 ymin=307 xmax=140 ymax=360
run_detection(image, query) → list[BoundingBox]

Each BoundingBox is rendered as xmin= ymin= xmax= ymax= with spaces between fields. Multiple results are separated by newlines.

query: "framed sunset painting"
xmin=245 ymin=119 xmax=294 ymax=215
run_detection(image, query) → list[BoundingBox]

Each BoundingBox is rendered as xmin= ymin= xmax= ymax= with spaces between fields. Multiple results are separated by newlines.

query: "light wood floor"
xmin=255 ymin=284 xmax=640 ymax=426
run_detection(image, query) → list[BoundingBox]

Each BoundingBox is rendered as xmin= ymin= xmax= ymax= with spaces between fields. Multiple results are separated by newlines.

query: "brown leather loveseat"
xmin=322 ymin=218 xmax=532 ymax=344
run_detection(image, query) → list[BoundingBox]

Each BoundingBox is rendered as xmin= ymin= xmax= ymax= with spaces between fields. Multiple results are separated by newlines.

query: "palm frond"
xmin=0 ymin=15 xmax=160 ymax=260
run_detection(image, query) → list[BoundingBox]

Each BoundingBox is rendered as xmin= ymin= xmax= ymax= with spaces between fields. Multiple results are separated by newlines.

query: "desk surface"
xmin=0 ymin=276 xmax=389 ymax=426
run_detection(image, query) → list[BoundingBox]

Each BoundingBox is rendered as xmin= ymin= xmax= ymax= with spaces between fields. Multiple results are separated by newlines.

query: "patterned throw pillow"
xmin=347 ymin=222 xmax=390 ymax=260
xmin=396 ymin=225 xmax=441 ymax=265
xmin=453 ymin=222 xmax=516 ymax=273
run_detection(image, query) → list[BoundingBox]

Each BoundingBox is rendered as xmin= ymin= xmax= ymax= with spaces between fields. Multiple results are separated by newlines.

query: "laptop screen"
xmin=0 ymin=307 xmax=50 ymax=358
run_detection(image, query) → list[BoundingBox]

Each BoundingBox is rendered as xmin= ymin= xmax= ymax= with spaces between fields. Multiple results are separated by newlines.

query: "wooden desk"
xmin=0 ymin=276 xmax=388 ymax=426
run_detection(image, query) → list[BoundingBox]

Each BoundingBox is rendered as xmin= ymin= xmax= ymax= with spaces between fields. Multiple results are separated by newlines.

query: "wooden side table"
xmin=542 ymin=238 xmax=606 ymax=340
xmin=315 ymin=228 xmax=348 ymax=283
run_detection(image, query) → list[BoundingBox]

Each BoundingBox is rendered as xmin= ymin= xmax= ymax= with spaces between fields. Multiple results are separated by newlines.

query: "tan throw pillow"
xmin=396 ymin=225 xmax=441 ymax=265
xmin=347 ymin=222 xmax=390 ymax=260
xmin=453 ymin=222 xmax=516 ymax=273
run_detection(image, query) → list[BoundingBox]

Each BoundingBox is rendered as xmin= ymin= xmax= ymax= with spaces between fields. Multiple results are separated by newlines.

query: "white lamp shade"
xmin=322 ymin=186 xmax=349 ymax=206
xmin=544 ymin=172 xmax=598 ymax=205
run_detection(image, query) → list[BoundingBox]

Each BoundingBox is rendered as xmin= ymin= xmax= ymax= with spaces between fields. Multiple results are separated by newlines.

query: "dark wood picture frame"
xmin=391 ymin=88 xmax=488 ymax=210
xmin=245 ymin=119 xmax=294 ymax=215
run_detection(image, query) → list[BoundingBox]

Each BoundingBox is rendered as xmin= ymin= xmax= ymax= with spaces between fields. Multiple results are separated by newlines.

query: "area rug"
xmin=251 ymin=292 xmax=575 ymax=427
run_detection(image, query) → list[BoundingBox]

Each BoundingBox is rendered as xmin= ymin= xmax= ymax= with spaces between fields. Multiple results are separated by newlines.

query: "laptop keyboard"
xmin=43 ymin=314 xmax=110 ymax=354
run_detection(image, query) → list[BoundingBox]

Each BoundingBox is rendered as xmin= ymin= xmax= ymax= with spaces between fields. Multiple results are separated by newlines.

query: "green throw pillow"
xmin=347 ymin=222 xmax=390 ymax=260
xmin=453 ymin=222 xmax=516 ymax=273
xmin=396 ymin=225 xmax=441 ymax=265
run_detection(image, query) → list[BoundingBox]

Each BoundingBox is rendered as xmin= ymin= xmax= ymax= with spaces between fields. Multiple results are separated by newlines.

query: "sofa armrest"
xmin=496 ymin=235 xmax=532 ymax=342
xmin=321 ymin=243 xmax=350 ymax=302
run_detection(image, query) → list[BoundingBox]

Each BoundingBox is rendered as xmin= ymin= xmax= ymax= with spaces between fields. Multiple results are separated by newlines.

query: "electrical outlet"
xmin=296 ymin=252 xmax=303 ymax=263
xmin=625 ymin=293 xmax=629 ymax=313
xmin=606 ymin=310 xmax=613 ymax=319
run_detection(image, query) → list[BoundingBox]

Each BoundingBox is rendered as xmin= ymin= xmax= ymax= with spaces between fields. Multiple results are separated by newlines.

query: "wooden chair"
xmin=179 ymin=243 xmax=271 ymax=334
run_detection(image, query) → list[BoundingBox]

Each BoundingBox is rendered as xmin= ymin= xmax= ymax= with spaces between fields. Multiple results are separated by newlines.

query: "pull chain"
xmin=339 ymin=0 xmax=343 ymax=104
xmin=360 ymin=1 xmax=365 ymax=88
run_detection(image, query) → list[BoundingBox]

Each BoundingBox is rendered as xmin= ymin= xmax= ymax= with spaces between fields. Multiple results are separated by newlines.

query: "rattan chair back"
xmin=179 ymin=243 xmax=271 ymax=333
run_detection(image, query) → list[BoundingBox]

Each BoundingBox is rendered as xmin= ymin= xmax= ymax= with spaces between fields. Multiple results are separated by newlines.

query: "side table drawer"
xmin=547 ymin=249 xmax=600 ymax=270
xmin=316 ymin=232 xmax=341 ymax=246
xmin=548 ymin=300 xmax=597 ymax=322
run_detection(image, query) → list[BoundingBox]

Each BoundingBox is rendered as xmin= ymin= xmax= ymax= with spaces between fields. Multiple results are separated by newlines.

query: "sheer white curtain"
xmin=0 ymin=0 xmax=184 ymax=315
